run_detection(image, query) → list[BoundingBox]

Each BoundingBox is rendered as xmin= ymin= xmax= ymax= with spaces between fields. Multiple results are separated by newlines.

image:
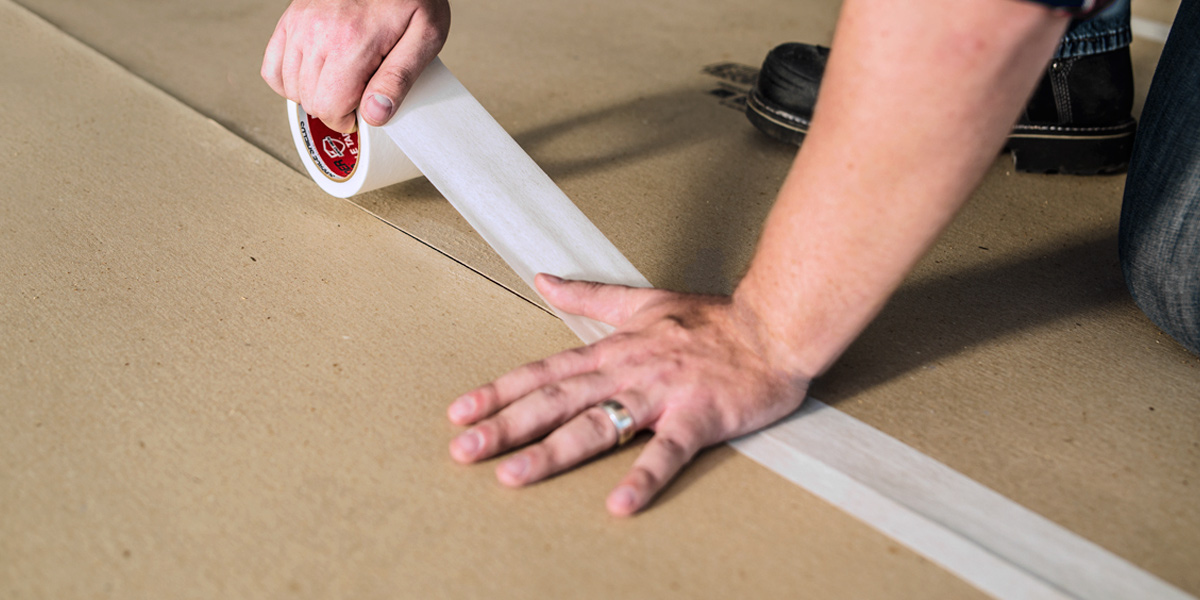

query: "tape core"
xmin=295 ymin=105 xmax=360 ymax=182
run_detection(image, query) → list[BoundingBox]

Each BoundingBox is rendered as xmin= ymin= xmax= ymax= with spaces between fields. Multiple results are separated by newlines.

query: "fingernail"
xmin=610 ymin=486 xmax=637 ymax=512
xmin=501 ymin=455 xmax=529 ymax=481
xmin=454 ymin=429 xmax=482 ymax=458
xmin=541 ymin=274 xmax=563 ymax=283
xmin=448 ymin=395 xmax=476 ymax=422
xmin=363 ymin=93 xmax=393 ymax=124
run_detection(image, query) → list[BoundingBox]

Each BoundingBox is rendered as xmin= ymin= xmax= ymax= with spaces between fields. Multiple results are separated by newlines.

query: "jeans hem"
xmin=1055 ymin=26 xmax=1133 ymax=58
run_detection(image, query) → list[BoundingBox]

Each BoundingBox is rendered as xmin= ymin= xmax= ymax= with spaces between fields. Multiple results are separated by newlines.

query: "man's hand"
xmin=261 ymin=0 xmax=450 ymax=132
xmin=446 ymin=274 xmax=811 ymax=517
xmin=443 ymin=0 xmax=1070 ymax=517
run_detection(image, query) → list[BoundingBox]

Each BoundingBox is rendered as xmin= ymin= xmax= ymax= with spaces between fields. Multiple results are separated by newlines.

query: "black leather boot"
xmin=746 ymin=42 xmax=1137 ymax=175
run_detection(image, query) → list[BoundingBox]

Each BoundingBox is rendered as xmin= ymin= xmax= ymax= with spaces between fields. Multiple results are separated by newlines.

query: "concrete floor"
xmin=2 ymin=0 xmax=1195 ymax=597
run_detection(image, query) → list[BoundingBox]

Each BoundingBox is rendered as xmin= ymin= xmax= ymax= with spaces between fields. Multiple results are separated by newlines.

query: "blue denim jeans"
xmin=1119 ymin=0 xmax=1200 ymax=355
xmin=1056 ymin=0 xmax=1132 ymax=58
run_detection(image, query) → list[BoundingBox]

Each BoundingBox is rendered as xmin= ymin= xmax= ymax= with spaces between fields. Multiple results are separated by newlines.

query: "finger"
xmin=297 ymin=52 xmax=325 ymax=118
xmin=359 ymin=10 xmax=446 ymax=126
xmin=281 ymin=41 xmax=304 ymax=103
xmin=449 ymin=371 xmax=619 ymax=464
xmin=309 ymin=55 xmax=373 ymax=133
xmin=447 ymin=344 xmax=600 ymax=425
xmin=494 ymin=394 xmax=649 ymax=487
xmin=535 ymin=273 xmax=667 ymax=327
xmin=261 ymin=24 xmax=288 ymax=97
xmin=607 ymin=427 xmax=701 ymax=516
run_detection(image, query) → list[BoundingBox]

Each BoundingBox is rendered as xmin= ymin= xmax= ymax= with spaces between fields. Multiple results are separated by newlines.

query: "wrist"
xmin=730 ymin=278 xmax=834 ymax=384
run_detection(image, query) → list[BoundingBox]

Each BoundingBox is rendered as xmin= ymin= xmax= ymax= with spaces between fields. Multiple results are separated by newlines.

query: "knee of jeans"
xmin=1120 ymin=228 xmax=1200 ymax=355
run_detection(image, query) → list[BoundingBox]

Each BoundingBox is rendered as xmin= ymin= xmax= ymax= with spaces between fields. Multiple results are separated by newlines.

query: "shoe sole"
xmin=747 ymin=87 xmax=1136 ymax=175
xmin=746 ymin=88 xmax=810 ymax=145
xmin=1005 ymin=120 xmax=1136 ymax=175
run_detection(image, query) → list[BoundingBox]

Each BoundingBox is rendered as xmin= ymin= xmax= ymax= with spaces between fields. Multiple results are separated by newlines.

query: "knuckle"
xmin=379 ymin=65 xmax=416 ymax=94
xmin=480 ymin=416 xmax=509 ymax=449
xmin=306 ymin=87 xmax=341 ymax=113
xmin=622 ymin=345 xmax=658 ymax=369
xmin=311 ymin=11 xmax=343 ymax=36
xmin=522 ymin=443 xmax=550 ymax=471
xmin=332 ymin=91 xmax=361 ymax=116
xmin=631 ymin=466 xmax=659 ymax=490
xmin=655 ymin=435 xmax=687 ymax=459
xmin=304 ymin=9 xmax=365 ymax=47
xmin=473 ymin=383 xmax=499 ymax=409
xmin=566 ymin=345 xmax=601 ymax=371
xmin=538 ymin=383 xmax=568 ymax=406
xmin=602 ymin=331 xmax=635 ymax=351
xmin=582 ymin=409 xmax=616 ymax=443
xmin=541 ymin=438 xmax=579 ymax=473
xmin=656 ymin=351 xmax=688 ymax=381
xmin=579 ymin=280 xmax=607 ymax=296
xmin=522 ymin=359 xmax=552 ymax=381
xmin=303 ymin=95 xmax=328 ymax=118
xmin=542 ymin=441 xmax=577 ymax=474
xmin=340 ymin=18 xmax=366 ymax=41
xmin=418 ymin=22 xmax=447 ymax=46
xmin=662 ymin=317 xmax=698 ymax=343
xmin=553 ymin=427 xmax=584 ymax=452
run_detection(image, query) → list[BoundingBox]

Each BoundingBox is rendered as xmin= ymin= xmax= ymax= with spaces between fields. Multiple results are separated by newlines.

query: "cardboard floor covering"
xmin=4 ymin=0 xmax=1199 ymax=596
xmin=0 ymin=3 xmax=997 ymax=598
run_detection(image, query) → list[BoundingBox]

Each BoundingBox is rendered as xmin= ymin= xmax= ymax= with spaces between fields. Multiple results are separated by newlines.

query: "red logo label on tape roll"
xmin=296 ymin=106 xmax=360 ymax=182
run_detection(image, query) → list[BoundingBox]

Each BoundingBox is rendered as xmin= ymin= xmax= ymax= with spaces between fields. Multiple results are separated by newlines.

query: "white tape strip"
xmin=289 ymin=58 xmax=1193 ymax=600
xmin=379 ymin=59 xmax=651 ymax=342
xmin=288 ymin=59 xmax=649 ymax=342
xmin=732 ymin=400 xmax=1193 ymax=600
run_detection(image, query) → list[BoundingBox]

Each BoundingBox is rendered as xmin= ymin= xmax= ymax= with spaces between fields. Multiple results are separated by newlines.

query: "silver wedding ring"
xmin=598 ymin=399 xmax=636 ymax=447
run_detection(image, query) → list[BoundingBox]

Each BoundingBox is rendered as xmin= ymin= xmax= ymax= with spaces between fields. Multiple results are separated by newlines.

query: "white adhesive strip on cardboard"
xmin=287 ymin=59 xmax=1193 ymax=600
xmin=731 ymin=401 xmax=1193 ymax=600
xmin=380 ymin=59 xmax=652 ymax=343
xmin=288 ymin=59 xmax=651 ymax=342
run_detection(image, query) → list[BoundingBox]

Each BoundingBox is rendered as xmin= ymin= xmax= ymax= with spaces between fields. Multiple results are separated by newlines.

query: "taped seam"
xmin=355 ymin=206 xmax=554 ymax=317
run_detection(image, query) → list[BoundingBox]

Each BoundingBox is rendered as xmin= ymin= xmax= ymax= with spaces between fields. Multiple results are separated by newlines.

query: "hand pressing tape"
xmin=286 ymin=58 xmax=1190 ymax=600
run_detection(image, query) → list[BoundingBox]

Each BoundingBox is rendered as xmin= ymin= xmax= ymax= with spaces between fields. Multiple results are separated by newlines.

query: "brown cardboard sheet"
xmin=11 ymin=0 xmax=840 ymax=306
xmin=5 ymin=0 xmax=1199 ymax=595
xmin=10 ymin=0 xmax=1179 ymax=302
xmin=0 ymin=3 xmax=994 ymax=597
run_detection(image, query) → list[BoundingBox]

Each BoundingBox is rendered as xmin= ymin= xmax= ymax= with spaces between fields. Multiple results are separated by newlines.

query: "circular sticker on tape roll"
xmin=295 ymin=105 xmax=360 ymax=182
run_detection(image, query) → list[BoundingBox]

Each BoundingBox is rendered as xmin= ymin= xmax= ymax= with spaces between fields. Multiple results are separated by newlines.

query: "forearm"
xmin=734 ymin=0 xmax=1070 ymax=379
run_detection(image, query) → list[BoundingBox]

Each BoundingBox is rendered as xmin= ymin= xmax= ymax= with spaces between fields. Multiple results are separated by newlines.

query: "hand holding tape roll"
xmin=288 ymin=58 xmax=651 ymax=343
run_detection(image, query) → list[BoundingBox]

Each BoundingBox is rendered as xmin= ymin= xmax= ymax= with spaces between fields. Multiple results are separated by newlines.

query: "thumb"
xmin=360 ymin=12 xmax=445 ymax=126
xmin=535 ymin=274 xmax=664 ymax=327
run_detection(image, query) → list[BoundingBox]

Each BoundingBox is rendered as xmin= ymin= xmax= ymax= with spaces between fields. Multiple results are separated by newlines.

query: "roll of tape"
xmin=287 ymin=99 xmax=422 ymax=198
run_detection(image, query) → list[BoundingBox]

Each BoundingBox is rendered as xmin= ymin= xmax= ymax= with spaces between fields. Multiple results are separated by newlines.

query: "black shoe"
xmin=746 ymin=42 xmax=1137 ymax=175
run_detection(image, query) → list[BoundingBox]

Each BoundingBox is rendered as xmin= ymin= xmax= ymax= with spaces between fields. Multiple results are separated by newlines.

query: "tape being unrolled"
xmin=288 ymin=58 xmax=650 ymax=343
xmin=287 ymin=58 xmax=1191 ymax=600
